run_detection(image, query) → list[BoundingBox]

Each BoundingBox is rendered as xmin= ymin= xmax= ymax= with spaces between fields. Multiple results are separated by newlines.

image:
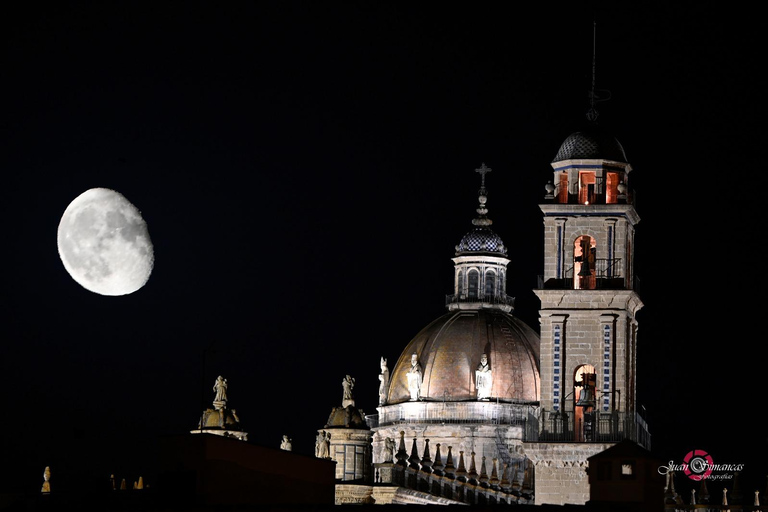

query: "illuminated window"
xmin=621 ymin=461 xmax=636 ymax=479
xmin=606 ymin=172 xmax=619 ymax=204
xmin=574 ymin=236 xmax=596 ymax=290
xmin=457 ymin=270 xmax=464 ymax=296
xmin=578 ymin=171 xmax=596 ymax=205
xmin=557 ymin=173 xmax=568 ymax=203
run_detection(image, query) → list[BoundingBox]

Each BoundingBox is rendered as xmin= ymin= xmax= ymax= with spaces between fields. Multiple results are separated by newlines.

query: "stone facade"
xmin=535 ymin=290 xmax=641 ymax=414
xmin=327 ymin=427 xmax=373 ymax=482
xmin=525 ymin=442 xmax=614 ymax=506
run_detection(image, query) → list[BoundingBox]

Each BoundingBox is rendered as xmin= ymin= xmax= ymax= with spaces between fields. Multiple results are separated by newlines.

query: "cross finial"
xmin=475 ymin=163 xmax=492 ymax=194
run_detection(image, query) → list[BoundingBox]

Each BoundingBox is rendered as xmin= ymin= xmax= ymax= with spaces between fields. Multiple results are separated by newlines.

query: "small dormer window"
xmin=621 ymin=461 xmax=636 ymax=479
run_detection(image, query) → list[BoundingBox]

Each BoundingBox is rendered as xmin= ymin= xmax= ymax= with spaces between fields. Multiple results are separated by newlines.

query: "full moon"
xmin=57 ymin=188 xmax=154 ymax=296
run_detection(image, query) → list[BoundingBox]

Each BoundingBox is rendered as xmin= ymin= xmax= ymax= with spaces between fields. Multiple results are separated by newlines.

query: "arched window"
xmin=573 ymin=235 xmax=596 ymax=290
xmin=574 ymin=364 xmax=597 ymax=442
xmin=467 ymin=270 xmax=479 ymax=299
xmin=457 ymin=270 xmax=464 ymax=296
xmin=485 ymin=271 xmax=496 ymax=299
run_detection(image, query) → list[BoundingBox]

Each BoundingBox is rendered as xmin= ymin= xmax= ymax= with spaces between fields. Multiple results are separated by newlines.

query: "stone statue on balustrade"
xmin=406 ymin=353 xmax=422 ymax=401
xmin=475 ymin=353 xmax=492 ymax=400
xmin=383 ymin=437 xmax=396 ymax=463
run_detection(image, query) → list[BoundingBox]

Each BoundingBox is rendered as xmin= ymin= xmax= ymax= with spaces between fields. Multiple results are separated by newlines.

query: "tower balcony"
xmin=445 ymin=293 xmax=515 ymax=311
xmin=525 ymin=409 xmax=651 ymax=450
xmin=537 ymin=258 xmax=631 ymax=290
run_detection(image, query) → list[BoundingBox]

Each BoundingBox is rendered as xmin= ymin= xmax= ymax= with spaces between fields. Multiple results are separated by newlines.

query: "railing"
xmin=536 ymin=258 xmax=631 ymax=290
xmin=525 ymin=409 xmax=651 ymax=450
xmin=368 ymin=404 xmax=651 ymax=450
xmin=368 ymin=401 xmax=535 ymax=428
xmin=568 ymin=258 xmax=623 ymax=279
xmin=547 ymin=180 xmax=636 ymax=207
xmin=445 ymin=293 xmax=515 ymax=308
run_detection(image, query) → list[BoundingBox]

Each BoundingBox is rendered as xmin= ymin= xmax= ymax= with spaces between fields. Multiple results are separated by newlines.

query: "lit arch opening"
xmin=573 ymin=236 xmax=596 ymax=290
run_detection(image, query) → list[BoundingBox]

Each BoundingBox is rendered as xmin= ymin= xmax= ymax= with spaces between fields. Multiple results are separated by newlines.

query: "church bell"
xmin=575 ymin=386 xmax=595 ymax=408
xmin=575 ymin=372 xmax=596 ymax=408
xmin=578 ymin=259 xmax=591 ymax=276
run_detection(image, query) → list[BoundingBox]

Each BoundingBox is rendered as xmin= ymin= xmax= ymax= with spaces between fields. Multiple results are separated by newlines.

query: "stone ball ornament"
xmin=57 ymin=187 xmax=154 ymax=296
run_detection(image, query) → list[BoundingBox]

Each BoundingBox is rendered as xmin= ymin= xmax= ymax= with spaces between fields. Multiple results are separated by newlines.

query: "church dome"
xmin=455 ymin=225 xmax=506 ymax=255
xmin=386 ymin=308 xmax=540 ymax=404
xmin=552 ymin=126 xmax=627 ymax=163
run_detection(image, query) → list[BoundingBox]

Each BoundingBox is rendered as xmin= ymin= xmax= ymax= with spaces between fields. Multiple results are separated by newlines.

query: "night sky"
xmin=1 ymin=1 xmax=765 ymax=500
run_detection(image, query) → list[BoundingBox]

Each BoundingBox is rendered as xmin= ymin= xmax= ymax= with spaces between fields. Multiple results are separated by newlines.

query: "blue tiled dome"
xmin=456 ymin=226 xmax=507 ymax=256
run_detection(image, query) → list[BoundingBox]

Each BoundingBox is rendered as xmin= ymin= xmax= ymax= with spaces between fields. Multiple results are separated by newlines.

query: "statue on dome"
xmin=280 ymin=435 xmax=292 ymax=451
xmin=213 ymin=375 xmax=228 ymax=402
xmin=475 ymin=353 xmax=493 ymax=400
xmin=378 ymin=357 xmax=390 ymax=405
xmin=342 ymin=375 xmax=355 ymax=405
xmin=406 ymin=353 xmax=423 ymax=401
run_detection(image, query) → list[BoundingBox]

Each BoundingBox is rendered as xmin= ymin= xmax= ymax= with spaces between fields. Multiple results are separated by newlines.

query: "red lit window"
xmin=557 ymin=173 xmax=568 ymax=203
xmin=606 ymin=172 xmax=619 ymax=204
xmin=578 ymin=172 xmax=596 ymax=205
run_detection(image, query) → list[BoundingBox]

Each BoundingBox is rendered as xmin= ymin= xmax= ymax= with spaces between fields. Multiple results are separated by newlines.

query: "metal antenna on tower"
xmin=586 ymin=20 xmax=611 ymax=123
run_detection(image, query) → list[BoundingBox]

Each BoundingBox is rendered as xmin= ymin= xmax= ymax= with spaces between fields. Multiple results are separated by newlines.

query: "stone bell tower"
xmin=525 ymin=122 xmax=649 ymax=505
xmin=536 ymin=125 xmax=642 ymax=420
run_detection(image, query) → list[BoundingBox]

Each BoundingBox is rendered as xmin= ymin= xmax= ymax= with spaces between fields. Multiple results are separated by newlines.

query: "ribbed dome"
xmin=552 ymin=126 xmax=627 ymax=163
xmin=387 ymin=309 xmax=540 ymax=403
xmin=455 ymin=226 xmax=507 ymax=256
